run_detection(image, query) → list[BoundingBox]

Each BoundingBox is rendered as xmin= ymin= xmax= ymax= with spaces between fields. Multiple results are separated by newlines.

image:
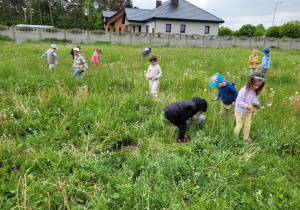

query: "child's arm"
xmin=248 ymin=55 xmax=253 ymax=63
xmin=231 ymin=86 xmax=238 ymax=105
xmin=82 ymin=57 xmax=88 ymax=70
xmin=52 ymin=51 xmax=60 ymax=60
xmin=179 ymin=107 xmax=195 ymax=121
xmin=41 ymin=52 xmax=47 ymax=59
xmin=258 ymin=57 xmax=266 ymax=67
xmin=154 ymin=65 xmax=162 ymax=80
xmin=236 ymin=88 xmax=252 ymax=110
xmin=146 ymin=66 xmax=151 ymax=79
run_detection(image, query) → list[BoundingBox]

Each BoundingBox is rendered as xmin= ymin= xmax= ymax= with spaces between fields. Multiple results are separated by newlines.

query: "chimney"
xmin=171 ymin=0 xmax=179 ymax=5
xmin=156 ymin=0 xmax=162 ymax=8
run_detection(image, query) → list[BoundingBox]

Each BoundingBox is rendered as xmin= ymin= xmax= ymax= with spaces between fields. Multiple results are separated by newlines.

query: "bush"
xmin=279 ymin=20 xmax=300 ymax=38
xmin=253 ymin=29 xmax=264 ymax=37
xmin=218 ymin=27 xmax=233 ymax=36
xmin=39 ymin=38 xmax=72 ymax=44
xmin=0 ymin=34 xmax=14 ymax=41
xmin=238 ymin=24 xmax=256 ymax=37
xmin=265 ymin=26 xmax=281 ymax=38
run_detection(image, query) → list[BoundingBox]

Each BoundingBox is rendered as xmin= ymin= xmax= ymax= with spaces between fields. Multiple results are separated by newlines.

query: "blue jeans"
xmin=74 ymin=70 xmax=84 ymax=78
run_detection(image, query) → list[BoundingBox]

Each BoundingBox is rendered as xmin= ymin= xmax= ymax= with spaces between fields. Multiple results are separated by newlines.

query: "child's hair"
xmin=252 ymin=49 xmax=257 ymax=52
xmin=75 ymin=45 xmax=81 ymax=49
xmin=148 ymin=54 xmax=158 ymax=62
xmin=246 ymin=72 xmax=265 ymax=95
xmin=96 ymin=48 xmax=102 ymax=53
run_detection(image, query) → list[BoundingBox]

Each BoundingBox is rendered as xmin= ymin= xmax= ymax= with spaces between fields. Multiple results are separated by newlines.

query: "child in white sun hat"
xmin=41 ymin=44 xmax=60 ymax=70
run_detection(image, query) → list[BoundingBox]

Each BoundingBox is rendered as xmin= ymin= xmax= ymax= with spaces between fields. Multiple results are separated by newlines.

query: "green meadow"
xmin=0 ymin=41 xmax=299 ymax=209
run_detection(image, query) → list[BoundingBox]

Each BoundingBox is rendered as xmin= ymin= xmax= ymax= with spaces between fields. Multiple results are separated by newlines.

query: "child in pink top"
xmin=90 ymin=48 xmax=102 ymax=68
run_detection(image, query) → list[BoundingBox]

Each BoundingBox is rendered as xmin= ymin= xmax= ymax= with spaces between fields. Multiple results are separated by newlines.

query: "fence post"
xmin=234 ymin=36 xmax=236 ymax=46
xmin=149 ymin=33 xmax=151 ymax=45
xmin=130 ymin=32 xmax=132 ymax=45
xmin=63 ymin=29 xmax=66 ymax=40
xmin=263 ymin=37 xmax=266 ymax=48
xmin=277 ymin=38 xmax=280 ymax=48
xmin=12 ymin=26 xmax=16 ymax=41
xmin=218 ymin=36 xmax=221 ymax=46
xmin=109 ymin=31 xmax=112 ymax=43
xmin=290 ymin=39 xmax=293 ymax=49
xmin=38 ymin=28 xmax=42 ymax=40
xmin=249 ymin=37 xmax=251 ymax=47
xmin=202 ymin=36 xmax=205 ymax=46
xmin=186 ymin=34 xmax=188 ymax=46
xmin=168 ymin=34 xmax=170 ymax=45
xmin=87 ymin=29 xmax=89 ymax=44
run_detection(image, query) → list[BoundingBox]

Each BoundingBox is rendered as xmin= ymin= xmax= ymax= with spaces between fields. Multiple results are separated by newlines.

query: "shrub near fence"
xmin=0 ymin=25 xmax=300 ymax=49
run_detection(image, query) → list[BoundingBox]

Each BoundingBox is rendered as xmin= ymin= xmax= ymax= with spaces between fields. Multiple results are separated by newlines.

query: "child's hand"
xmin=232 ymin=102 xmax=236 ymax=106
xmin=72 ymin=66 xmax=74 ymax=69
xmin=247 ymin=105 xmax=256 ymax=112
xmin=147 ymin=76 xmax=151 ymax=80
xmin=153 ymin=77 xmax=157 ymax=80
xmin=41 ymin=57 xmax=43 ymax=60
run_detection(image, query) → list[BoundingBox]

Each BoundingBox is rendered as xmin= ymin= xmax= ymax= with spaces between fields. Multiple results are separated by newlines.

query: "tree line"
xmin=0 ymin=0 xmax=132 ymax=30
xmin=218 ymin=21 xmax=300 ymax=38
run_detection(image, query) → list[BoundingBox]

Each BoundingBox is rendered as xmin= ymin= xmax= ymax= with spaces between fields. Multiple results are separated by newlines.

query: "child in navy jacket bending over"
xmin=163 ymin=97 xmax=207 ymax=143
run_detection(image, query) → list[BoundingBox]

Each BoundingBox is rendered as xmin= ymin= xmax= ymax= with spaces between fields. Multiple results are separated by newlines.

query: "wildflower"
xmin=204 ymin=89 xmax=207 ymax=92
xmin=270 ymin=88 xmax=273 ymax=91
xmin=296 ymin=92 xmax=298 ymax=95
xmin=146 ymin=92 xmax=148 ymax=94
xmin=267 ymin=103 xmax=272 ymax=107
xmin=272 ymin=91 xmax=275 ymax=94
xmin=184 ymin=73 xmax=187 ymax=76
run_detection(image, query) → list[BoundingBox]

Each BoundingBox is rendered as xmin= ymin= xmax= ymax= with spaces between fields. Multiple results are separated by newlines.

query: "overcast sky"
xmin=131 ymin=0 xmax=300 ymax=31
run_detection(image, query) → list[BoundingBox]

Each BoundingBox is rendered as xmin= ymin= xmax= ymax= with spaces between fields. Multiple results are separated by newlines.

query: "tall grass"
xmin=0 ymin=42 xmax=299 ymax=209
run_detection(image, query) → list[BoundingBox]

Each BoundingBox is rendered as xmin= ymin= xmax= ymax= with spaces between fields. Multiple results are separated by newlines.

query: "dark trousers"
xmin=164 ymin=112 xmax=187 ymax=140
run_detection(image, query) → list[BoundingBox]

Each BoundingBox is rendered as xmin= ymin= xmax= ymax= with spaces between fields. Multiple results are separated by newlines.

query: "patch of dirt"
xmin=116 ymin=145 xmax=139 ymax=154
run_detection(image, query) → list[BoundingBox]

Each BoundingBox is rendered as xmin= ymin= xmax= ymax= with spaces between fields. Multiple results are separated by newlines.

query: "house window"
xmin=138 ymin=26 xmax=141 ymax=32
xmin=133 ymin=26 xmax=135 ymax=33
xmin=180 ymin=25 xmax=186 ymax=33
xmin=205 ymin=26 xmax=210 ymax=34
xmin=166 ymin=24 xmax=171 ymax=32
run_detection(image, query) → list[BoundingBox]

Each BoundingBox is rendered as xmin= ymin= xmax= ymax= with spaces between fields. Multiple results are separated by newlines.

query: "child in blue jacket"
xmin=259 ymin=48 xmax=271 ymax=76
xmin=209 ymin=73 xmax=238 ymax=123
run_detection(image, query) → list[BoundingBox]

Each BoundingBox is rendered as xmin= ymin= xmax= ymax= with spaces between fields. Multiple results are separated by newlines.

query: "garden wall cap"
xmin=209 ymin=74 xmax=223 ymax=87
xmin=261 ymin=48 xmax=270 ymax=54
xmin=51 ymin=44 xmax=58 ymax=49
xmin=73 ymin=47 xmax=80 ymax=51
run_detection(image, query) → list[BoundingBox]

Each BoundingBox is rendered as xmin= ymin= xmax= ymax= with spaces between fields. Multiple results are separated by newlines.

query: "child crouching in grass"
xmin=163 ymin=97 xmax=207 ymax=144
xmin=234 ymin=72 xmax=265 ymax=143
xmin=72 ymin=47 xmax=88 ymax=79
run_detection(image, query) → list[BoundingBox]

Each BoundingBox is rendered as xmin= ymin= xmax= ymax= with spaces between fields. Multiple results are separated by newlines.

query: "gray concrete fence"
xmin=1 ymin=25 xmax=300 ymax=50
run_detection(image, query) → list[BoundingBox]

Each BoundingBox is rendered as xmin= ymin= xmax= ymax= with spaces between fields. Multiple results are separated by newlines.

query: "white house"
xmin=122 ymin=0 xmax=224 ymax=36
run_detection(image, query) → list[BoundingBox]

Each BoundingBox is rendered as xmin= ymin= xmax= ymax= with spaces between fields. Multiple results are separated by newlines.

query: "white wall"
xmin=154 ymin=20 xmax=219 ymax=35
xmin=126 ymin=19 xmax=219 ymax=35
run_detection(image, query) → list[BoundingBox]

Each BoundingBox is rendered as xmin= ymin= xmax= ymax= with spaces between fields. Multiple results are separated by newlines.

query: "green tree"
xmin=265 ymin=26 xmax=281 ymax=38
xmin=253 ymin=24 xmax=265 ymax=37
xmin=279 ymin=20 xmax=300 ymax=38
xmin=218 ymin=27 xmax=233 ymax=36
xmin=238 ymin=24 xmax=256 ymax=37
